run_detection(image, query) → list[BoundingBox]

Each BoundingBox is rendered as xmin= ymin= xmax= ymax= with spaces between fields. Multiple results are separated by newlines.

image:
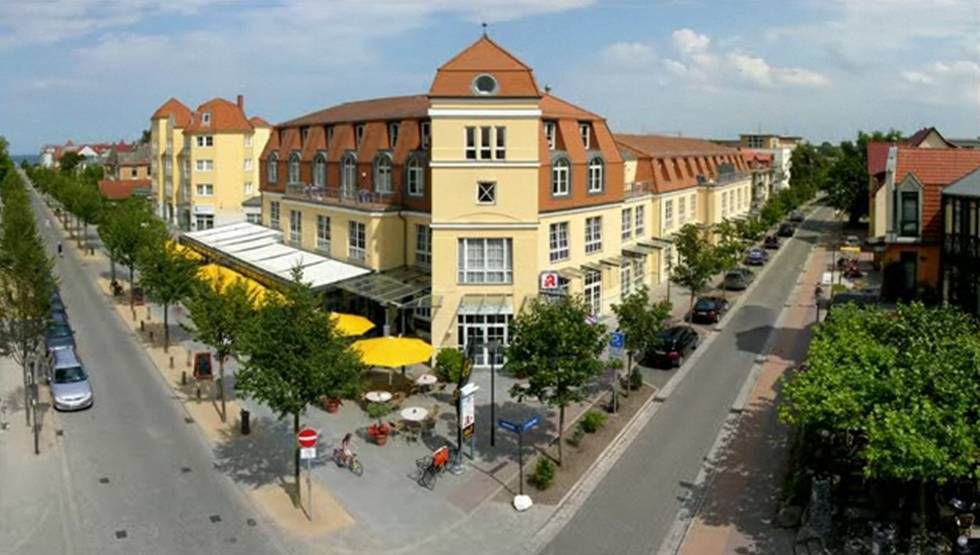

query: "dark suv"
xmin=777 ymin=223 xmax=796 ymax=237
xmin=763 ymin=235 xmax=780 ymax=249
xmin=643 ymin=326 xmax=699 ymax=368
xmin=692 ymin=296 xmax=729 ymax=324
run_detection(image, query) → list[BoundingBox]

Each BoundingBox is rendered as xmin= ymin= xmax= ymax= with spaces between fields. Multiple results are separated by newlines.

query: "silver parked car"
xmin=49 ymin=347 xmax=93 ymax=411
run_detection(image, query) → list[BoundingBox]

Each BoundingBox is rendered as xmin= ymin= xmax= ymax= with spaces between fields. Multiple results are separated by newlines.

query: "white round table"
xmin=364 ymin=390 xmax=392 ymax=403
xmin=415 ymin=374 xmax=437 ymax=386
xmin=400 ymin=406 xmax=428 ymax=422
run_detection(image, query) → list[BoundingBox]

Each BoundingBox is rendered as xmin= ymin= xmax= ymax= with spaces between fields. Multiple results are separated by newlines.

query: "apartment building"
xmin=617 ymin=134 xmax=754 ymax=278
xmin=734 ymin=133 xmax=801 ymax=190
xmin=150 ymin=96 xmax=271 ymax=230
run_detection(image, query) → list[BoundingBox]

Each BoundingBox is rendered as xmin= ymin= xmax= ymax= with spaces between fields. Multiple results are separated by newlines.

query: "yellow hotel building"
xmin=252 ymin=36 xmax=754 ymax=365
xmin=150 ymin=96 xmax=271 ymax=230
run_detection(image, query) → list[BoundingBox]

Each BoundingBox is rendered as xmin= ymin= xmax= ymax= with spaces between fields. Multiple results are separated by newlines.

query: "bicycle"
xmin=331 ymin=447 xmax=364 ymax=476
xmin=415 ymin=445 xmax=450 ymax=490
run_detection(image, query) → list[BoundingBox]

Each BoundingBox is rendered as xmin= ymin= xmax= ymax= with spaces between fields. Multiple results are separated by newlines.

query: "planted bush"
xmin=579 ymin=410 xmax=607 ymax=433
xmin=531 ymin=457 xmax=556 ymax=490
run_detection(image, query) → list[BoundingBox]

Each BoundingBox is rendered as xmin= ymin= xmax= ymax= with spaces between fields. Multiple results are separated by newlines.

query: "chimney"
xmin=237 ymin=94 xmax=244 ymax=109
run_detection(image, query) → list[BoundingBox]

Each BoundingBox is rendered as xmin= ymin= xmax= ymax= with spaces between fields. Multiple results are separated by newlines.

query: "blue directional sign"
xmin=521 ymin=415 xmax=541 ymax=433
xmin=497 ymin=419 xmax=520 ymax=433
xmin=610 ymin=331 xmax=626 ymax=349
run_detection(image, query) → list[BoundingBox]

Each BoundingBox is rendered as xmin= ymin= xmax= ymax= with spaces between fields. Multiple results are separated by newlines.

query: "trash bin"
xmin=241 ymin=409 xmax=251 ymax=435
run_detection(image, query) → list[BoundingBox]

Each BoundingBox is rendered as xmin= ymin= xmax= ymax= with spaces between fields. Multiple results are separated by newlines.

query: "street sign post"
xmin=498 ymin=414 xmax=542 ymax=511
xmin=296 ymin=428 xmax=318 ymax=520
xmin=539 ymin=271 xmax=560 ymax=291
xmin=609 ymin=331 xmax=625 ymax=358
xmin=297 ymin=428 xmax=318 ymax=448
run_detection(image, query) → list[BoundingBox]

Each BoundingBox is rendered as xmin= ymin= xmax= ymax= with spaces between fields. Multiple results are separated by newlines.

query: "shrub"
xmin=566 ymin=426 xmax=585 ymax=447
xmin=366 ymin=401 xmax=393 ymax=420
xmin=579 ymin=410 xmax=607 ymax=433
xmin=629 ymin=368 xmax=643 ymax=390
xmin=531 ymin=457 xmax=556 ymax=490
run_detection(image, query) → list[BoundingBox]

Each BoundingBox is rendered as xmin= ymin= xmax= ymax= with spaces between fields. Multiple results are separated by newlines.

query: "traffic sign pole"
xmin=518 ymin=429 xmax=524 ymax=497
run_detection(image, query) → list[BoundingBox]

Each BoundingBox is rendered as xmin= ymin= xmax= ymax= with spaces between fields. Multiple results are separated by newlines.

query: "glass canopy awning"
xmin=334 ymin=266 xmax=431 ymax=308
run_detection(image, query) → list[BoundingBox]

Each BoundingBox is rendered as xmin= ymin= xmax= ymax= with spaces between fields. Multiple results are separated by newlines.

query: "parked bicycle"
xmin=331 ymin=447 xmax=363 ymax=476
xmin=415 ymin=445 xmax=451 ymax=490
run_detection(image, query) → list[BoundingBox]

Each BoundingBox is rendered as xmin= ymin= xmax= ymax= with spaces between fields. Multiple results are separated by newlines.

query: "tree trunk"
xmin=82 ymin=222 xmax=87 ymax=251
xmin=293 ymin=412 xmax=301 ymax=505
xmin=218 ymin=355 xmax=226 ymax=423
xmin=110 ymin=257 xmax=116 ymax=282
xmin=75 ymin=215 xmax=81 ymax=247
xmin=129 ymin=265 xmax=135 ymax=312
xmin=163 ymin=302 xmax=169 ymax=352
xmin=688 ymin=290 xmax=697 ymax=322
xmin=22 ymin=355 xmax=29 ymax=427
xmin=557 ymin=405 xmax=565 ymax=466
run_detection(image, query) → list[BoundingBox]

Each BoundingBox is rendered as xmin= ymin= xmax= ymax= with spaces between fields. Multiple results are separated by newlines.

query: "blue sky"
xmin=1 ymin=0 xmax=977 ymax=154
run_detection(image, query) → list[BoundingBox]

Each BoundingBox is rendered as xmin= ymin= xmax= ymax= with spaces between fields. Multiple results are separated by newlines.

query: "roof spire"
xmin=481 ymin=22 xmax=488 ymax=37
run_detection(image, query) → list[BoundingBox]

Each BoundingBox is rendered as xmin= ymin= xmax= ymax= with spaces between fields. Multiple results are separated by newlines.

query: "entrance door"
xmin=900 ymin=251 xmax=917 ymax=300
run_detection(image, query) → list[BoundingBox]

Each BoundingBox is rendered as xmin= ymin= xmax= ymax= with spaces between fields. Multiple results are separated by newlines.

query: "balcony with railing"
xmin=284 ymin=183 xmax=401 ymax=212
xmin=943 ymin=234 xmax=980 ymax=260
xmin=624 ymin=180 xmax=653 ymax=198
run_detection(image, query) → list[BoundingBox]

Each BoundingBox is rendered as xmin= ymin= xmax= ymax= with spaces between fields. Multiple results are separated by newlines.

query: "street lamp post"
xmin=487 ymin=340 xmax=500 ymax=447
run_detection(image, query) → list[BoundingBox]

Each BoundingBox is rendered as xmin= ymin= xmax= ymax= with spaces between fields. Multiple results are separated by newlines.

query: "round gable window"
xmin=472 ymin=74 xmax=499 ymax=96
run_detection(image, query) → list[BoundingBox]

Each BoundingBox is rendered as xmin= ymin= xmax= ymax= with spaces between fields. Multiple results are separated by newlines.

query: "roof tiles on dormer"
xmin=429 ymin=36 xmax=541 ymax=98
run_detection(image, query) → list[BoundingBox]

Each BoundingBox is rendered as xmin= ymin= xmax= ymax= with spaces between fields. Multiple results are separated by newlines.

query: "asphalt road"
xmin=10 ymin=177 xmax=288 ymax=554
xmin=542 ymin=208 xmax=829 ymax=555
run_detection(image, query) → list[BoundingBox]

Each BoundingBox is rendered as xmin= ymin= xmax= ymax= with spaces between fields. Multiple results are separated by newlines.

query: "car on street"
xmin=643 ymin=325 xmax=699 ymax=368
xmin=745 ymin=247 xmax=768 ymax=266
xmin=50 ymin=290 xmax=65 ymax=313
xmin=692 ymin=296 xmax=729 ymax=324
xmin=845 ymin=235 xmax=861 ymax=247
xmin=723 ymin=267 xmax=755 ymax=290
xmin=777 ymin=223 xmax=796 ymax=237
xmin=45 ymin=318 xmax=75 ymax=352
xmin=49 ymin=347 xmax=93 ymax=411
xmin=789 ymin=210 xmax=805 ymax=223
xmin=763 ymin=235 xmax=780 ymax=249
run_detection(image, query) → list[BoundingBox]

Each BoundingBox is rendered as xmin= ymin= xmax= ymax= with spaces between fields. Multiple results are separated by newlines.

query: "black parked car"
xmin=723 ymin=267 xmax=755 ymax=290
xmin=643 ymin=326 xmax=699 ymax=368
xmin=51 ymin=290 xmax=65 ymax=313
xmin=745 ymin=247 xmax=768 ymax=266
xmin=763 ymin=235 xmax=780 ymax=249
xmin=692 ymin=296 xmax=729 ymax=324
xmin=789 ymin=210 xmax=805 ymax=223
xmin=777 ymin=223 xmax=796 ymax=237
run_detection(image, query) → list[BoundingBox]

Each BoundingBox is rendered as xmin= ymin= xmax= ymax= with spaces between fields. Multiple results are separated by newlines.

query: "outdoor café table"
xmin=415 ymin=374 xmax=437 ymax=386
xmin=400 ymin=406 xmax=428 ymax=422
xmin=364 ymin=390 xmax=392 ymax=403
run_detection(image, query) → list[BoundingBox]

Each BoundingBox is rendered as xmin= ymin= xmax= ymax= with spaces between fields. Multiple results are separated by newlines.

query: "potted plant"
xmin=320 ymin=395 xmax=342 ymax=413
xmin=366 ymin=402 xmax=393 ymax=445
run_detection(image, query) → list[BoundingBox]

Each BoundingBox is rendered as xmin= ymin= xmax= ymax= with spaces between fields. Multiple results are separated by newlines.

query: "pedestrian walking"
xmin=45 ymin=219 xmax=51 ymax=229
xmin=57 ymin=242 xmax=63 ymax=257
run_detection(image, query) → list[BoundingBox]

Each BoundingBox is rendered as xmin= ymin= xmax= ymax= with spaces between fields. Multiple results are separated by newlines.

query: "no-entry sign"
xmin=297 ymin=427 xmax=318 ymax=448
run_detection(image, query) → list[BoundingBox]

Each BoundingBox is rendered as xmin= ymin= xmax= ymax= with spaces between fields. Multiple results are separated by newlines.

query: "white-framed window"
xmin=621 ymin=207 xmax=633 ymax=241
xmin=267 ymin=153 xmax=278 ymax=183
xmin=635 ymin=205 xmax=646 ymax=236
xmin=621 ymin=264 xmax=632 ymax=300
xmin=288 ymin=153 xmax=300 ymax=184
xmin=420 ymin=121 xmax=431 ymax=149
xmin=633 ymin=257 xmax=645 ymax=290
xmin=415 ymin=224 xmax=431 ymax=267
xmin=313 ymin=154 xmax=326 ymax=187
xmin=244 ymin=158 xmax=253 ymax=171
xmin=316 ymin=215 xmax=330 ymax=251
xmin=244 ymin=182 xmax=253 ymax=196
xmin=465 ymin=127 xmax=477 ymax=160
xmin=544 ymin=121 xmax=557 ymax=150
xmin=457 ymin=238 xmax=513 ymax=284
xmin=588 ymin=158 xmax=604 ymax=193
xmin=201 ymin=112 xmax=211 ymax=125
xmin=289 ymin=210 xmax=302 ymax=243
xmin=584 ymin=269 xmax=601 ymax=315
xmin=195 ymin=214 xmax=214 ymax=230
xmin=495 ymin=126 xmax=506 ymax=160
xmin=552 ymin=159 xmax=570 ymax=196
xmin=246 ymin=213 xmax=261 ymax=224
xmin=480 ymin=126 xmax=492 ymax=160
xmin=549 ymin=222 xmax=570 ymax=262
xmin=355 ymin=124 xmax=365 ymax=148
xmin=690 ymin=194 xmax=697 ymax=218
xmin=195 ymin=136 xmax=213 ymax=147
xmin=374 ymin=154 xmax=393 ymax=194
xmin=341 ymin=154 xmax=357 ymax=196
xmin=164 ymin=158 xmax=172 ymax=173
xmin=244 ymin=135 xmax=252 ymax=147
xmin=476 ymin=181 xmax=496 ymax=205
xmin=457 ymin=313 xmax=512 ymax=367
xmin=406 ymin=156 xmax=424 ymax=196
xmin=195 ymin=159 xmax=213 ymax=172
xmin=269 ymin=201 xmax=280 ymax=228
xmin=348 ymin=221 xmax=366 ymax=261
xmin=665 ymin=199 xmax=674 ymax=230
xmin=195 ymin=183 xmax=213 ymax=196
xmin=722 ymin=191 xmax=728 ymax=217
xmin=585 ymin=216 xmax=602 ymax=254
xmin=580 ymin=123 xmax=591 ymax=149
xmin=679 ymin=196 xmax=687 ymax=224
xmin=388 ymin=123 xmax=399 ymax=147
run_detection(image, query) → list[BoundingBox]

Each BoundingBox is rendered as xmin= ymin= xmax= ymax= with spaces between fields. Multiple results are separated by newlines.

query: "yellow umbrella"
xmin=352 ymin=336 xmax=434 ymax=368
xmin=197 ymin=264 xmax=275 ymax=305
xmin=330 ymin=312 xmax=375 ymax=337
xmin=169 ymin=240 xmax=204 ymax=261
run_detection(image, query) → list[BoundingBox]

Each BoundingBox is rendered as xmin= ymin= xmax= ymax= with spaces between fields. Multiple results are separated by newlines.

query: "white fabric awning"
xmin=183 ymin=222 xmax=369 ymax=290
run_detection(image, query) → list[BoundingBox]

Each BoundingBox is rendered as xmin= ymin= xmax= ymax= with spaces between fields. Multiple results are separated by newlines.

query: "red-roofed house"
xmin=98 ymin=179 xmax=152 ymax=201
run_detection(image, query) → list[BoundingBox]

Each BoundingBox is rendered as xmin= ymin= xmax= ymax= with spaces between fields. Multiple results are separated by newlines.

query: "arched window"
xmin=288 ymin=152 xmax=300 ymax=184
xmin=588 ymin=157 xmax=604 ymax=193
xmin=374 ymin=154 xmax=392 ymax=194
xmin=341 ymin=154 xmax=357 ymax=197
xmin=406 ymin=156 xmax=424 ymax=197
xmin=551 ymin=158 xmax=570 ymax=196
xmin=313 ymin=153 xmax=326 ymax=187
xmin=267 ymin=153 xmax=278 ymax=183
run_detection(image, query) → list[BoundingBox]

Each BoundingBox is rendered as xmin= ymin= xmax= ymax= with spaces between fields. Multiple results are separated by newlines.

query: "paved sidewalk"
xmin=677 ymin=241 xmax=830 ymax=554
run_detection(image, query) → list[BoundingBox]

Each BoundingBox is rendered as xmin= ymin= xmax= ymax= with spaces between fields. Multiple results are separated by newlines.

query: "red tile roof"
xmin=894 ymin=147 xmax=980 ymax=186
xmin=429 ymin=36 xmax=540 ymax=98
xmin=151 ymin=98 xmax=192 ymax=127
xmin=249 ymin=116 xmax=272 ymax=128
xmin=615 ymin=134 xmax=738 ymax=156
xmin=282 ymin=95 xmax=429 ymax=127
xmin=867 ymin=142 xmax=892 ymax=176
xmin=184 ymin=98 xmax=254 ymax=133
xmin=98 ymin=179 xmax=151 ymax=200
xmin=540 ymin=93 xmax=601 ymax=121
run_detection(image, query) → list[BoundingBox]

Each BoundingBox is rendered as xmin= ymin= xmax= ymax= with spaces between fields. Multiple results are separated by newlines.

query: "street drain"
xmin=246 ymin=519 xmax=256 ymax=527
xmin=99 ymin=477 xmax=109 ymax=484
xmin=180 ymin=467 xmax=192 ymax=474
xmin=209 ymin=514 xmax=221 ymax=523
xmin=115 ymin=530 xmax=127 ymax=539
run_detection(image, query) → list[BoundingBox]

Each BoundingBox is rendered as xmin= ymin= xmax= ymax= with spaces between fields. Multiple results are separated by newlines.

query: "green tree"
xmin=136 ymin=237 xmax=198 ymax=352
xmin=70 ymin=181 xmax=103 ymax=250
xmin=235 ymin=268 xmax=364 ymax=499
xmin=140 ymin=129 xmax=151 ymax=144
xmin=183 ymin=275 xmax=257 ymax=422
xmin=99 ymin=198 xmax=163 ymax=309
xmin=713 ymin=219 xmax=745 ymax=294
xmin=611 ymin=287 xmax=670 ymax=411
xmin=59 ymin=152 xmax=84 ymax=173
xmin=671 ymin=223 xmax=721 ymax=317
xmin=506 ymin=295 xmax=607 ymax=465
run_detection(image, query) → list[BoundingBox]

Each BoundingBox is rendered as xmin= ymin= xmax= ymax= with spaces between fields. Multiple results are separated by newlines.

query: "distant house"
xmin=105 ymin=143 xmax=151 ymax=180
xmin=98 ymin=179 xmax=152 ymax=201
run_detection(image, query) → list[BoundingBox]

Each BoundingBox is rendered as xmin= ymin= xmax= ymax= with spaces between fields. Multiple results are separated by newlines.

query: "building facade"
xmin=150 ymin=96 xmax=270 ymax=230
xmin=735 ymin=134 xmax=801 ymax=190
xmin=940 ymin=168 xmax=980 ymax=315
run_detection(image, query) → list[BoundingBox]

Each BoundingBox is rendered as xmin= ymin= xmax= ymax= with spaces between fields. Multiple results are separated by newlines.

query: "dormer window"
xmin=472 ymin=74 xmax=499 ymax=96
xmin=355 ymin=124 xmax=365 ymax=148
xmin=544 ymin=121 xmax=557 ymax=150
xmin=288 ymin=152 xmax=300 ymax=184
xmin=326 ymin=125 xmax=335 ymax=145
xmin=388 ymin=123 xmax=399 ymax=148
xmin=374 ymin=154 xmax=393 ymax=194
xmin=201 ymin=112 xmax=211 ymax=126
xmin=588 ymin=158 xmax=604 ymax=193
xmin=267 ymin=153 xmax=278 ymax=183
xmin=313 ymin=153 xmax=326 ymax=187
xmin=895 ymin=175 xmax=923 ymax=238
xmin=579 ymin=123 xmax=591 ymax=149
xmin=420 ymin=122 xmax=431 ymax=149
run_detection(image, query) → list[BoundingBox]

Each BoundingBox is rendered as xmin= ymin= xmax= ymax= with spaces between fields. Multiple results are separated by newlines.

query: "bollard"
xmin=196 ymin=386 xmax=201 ymax=401
xmin=186 ymin=350 xmax=192 ymax=368
xmin=149 ymin=331 xmax=154 ymax=342
xmin=181 ymin=371 xmax=187 ymax=386
xmin=146 ymin=306 xmax=151 ymax=321
xmin=140 ymin=320 xmax=145 ymax=332
xmin=241 ymin=409 xmax=251 ymax=435
xmin=169 ymin=355 xmax=174 ymax=369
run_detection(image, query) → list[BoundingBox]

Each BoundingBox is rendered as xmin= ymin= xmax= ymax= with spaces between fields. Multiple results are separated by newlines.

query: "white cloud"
xmin=899 ymin=59 xmax=980 ymax=106
xmin=672 ymin=28 xmax=710 ymax=54
xmin=600 ymin=41 xmax=657 ymax=67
